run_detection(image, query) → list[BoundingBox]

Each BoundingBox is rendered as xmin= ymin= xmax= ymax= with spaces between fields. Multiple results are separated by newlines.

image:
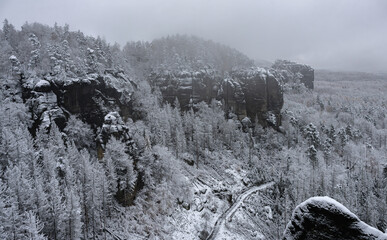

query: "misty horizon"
xmin=1 ymin=0 xmax=387 ymax=73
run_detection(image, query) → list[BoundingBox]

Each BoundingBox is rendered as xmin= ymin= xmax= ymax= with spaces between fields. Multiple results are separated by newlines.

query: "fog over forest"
xmin=1 ymin=0 xmax=387 ymax=72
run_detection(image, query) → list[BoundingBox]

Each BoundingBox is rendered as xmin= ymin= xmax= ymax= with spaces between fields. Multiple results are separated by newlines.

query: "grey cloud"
xmin=1 ymin=0 xmax=386 ymax=72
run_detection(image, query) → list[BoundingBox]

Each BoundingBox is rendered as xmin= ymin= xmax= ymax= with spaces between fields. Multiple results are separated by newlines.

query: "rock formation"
xmin=231 ymin=68 xmax=283 ymax=127
xmin=149 ymin=67 xmax=284 ymax=128
xmin=272 ymin=60 xmax=314 ymax=90
xmin=21 ymin=69 xmax=136 ymax=132
xmin=283 ymin=196 xmax=387 ymax=240
xmin=149 ymin=68 xmax=220 ymax=110
xmin=96 ymin=111 xmax=135 ymax=159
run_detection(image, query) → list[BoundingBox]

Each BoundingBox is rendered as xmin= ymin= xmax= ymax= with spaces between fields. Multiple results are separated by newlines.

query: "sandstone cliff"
xmin=149 ymin=67 xmax=284 ymax=128
xmin=19 ymin=69 xmax=136 ymax=133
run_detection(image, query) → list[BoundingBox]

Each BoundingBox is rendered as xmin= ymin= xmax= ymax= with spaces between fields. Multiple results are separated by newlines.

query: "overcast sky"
xmin=1 ymin=0 xmax=386 ymax=72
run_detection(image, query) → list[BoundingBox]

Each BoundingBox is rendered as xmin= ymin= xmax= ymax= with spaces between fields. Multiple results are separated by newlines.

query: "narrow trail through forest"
xmin=206 ymin=181 xmax=275 ymax=240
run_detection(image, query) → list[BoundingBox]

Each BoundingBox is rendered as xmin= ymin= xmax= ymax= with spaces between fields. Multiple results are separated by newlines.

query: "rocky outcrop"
xmin=272 ymin=60 xmax=314 ymax=90
xmin=21 ymin=69 xmax=136 ymax=132
xmin=23 ymin=77 xmax=67 ymax=131
xmin=231 ymin=68 xmax=283 ymax=127
xmin=149 ymin=67 xmax=283 ymax=128
xmin=149 ymin=69 xmax=220 ymax=110
xmin=283 ymin=196 xmax=387 ymax=240
xmin=96 ymin=111 xmax=135 ymax=159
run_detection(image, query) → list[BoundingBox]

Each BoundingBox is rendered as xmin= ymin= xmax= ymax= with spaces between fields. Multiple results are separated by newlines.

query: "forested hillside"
xmin=0 ymin=21 xmax=386 ymax=240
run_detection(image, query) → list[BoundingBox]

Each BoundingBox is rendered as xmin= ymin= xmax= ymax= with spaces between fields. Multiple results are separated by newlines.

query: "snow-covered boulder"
xmin=283 ymin=196 xmax=387 ymax=240
xmin=33 ymin=79 xmax=51 ymax=92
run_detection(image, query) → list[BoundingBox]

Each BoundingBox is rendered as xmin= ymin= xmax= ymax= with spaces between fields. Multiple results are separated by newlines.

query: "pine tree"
xmin=32 ymin=175 xmax=50 ymax=236
xmin=79 ymin=150 xmax=91 ymax=239
xmin=77 ymin=150 xmax=106 ymax=239
xmin=322 ymin=137 xmax=333 ymax=165
xmin=337 ymin=127 xmax=349 ymax=153
xmin=28 ymin=33 xmax=41 ymax=71
xmin=63 ymin=187 xmax=82 ymax=240
xmin=103 ymin=151 xmax=117 ymax=216
xmin=172 ymin=98 xmax=186 ymax=157
xmin=48 ymin=44 xmax=62 ymax=74
xmin=104 ymin=137 xmax=137 ymax=206
xmin=2 ymin=19 xmax=11 ymax=41
xmin=0 ymin=178 xmax=27 ymax=240
xmin=86 ymin=47 xmax=97 ymax=73
xmin=22 ymin=211 xmax=47 ymax=240
xmin=61 ymin=39 xmax=75 ymax=75
xmin=306 ymin=145 xmax=318 ymax=169
xmin=2 ymin=19 xmax=17 ymax=47
xmin=41 ymin=149 xmax=65 ymax=240
xmin=305 ymin=123 xmax=320 ymax=148
xmin=0 ymin=179 xmax=10 ymax=239
xmin=64 ymin=115 xmax=94 ymax=149
xmin=5 ymin=163 xmax=35 ymax=213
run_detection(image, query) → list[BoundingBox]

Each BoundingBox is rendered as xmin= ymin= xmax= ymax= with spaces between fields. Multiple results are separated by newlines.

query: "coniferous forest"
xmin=0 ymin=17 xmax=387 ymax=240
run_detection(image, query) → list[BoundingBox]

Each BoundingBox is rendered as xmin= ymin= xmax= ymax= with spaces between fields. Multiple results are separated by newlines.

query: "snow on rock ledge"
xmin=283 ymin=196 xmax=387 ymax=240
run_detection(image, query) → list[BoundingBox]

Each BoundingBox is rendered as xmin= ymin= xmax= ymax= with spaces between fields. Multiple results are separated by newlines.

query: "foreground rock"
xmin=283 ymin=196 xmax=387 ymax=240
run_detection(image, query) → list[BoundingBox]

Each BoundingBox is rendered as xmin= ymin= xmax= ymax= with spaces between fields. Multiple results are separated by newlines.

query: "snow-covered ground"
xmin=208 ymin=182 xmax=275 ymax=240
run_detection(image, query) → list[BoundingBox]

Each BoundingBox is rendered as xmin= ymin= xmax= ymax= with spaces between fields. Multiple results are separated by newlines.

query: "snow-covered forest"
xmin=0 ymin=20 xmax=387 ymax=240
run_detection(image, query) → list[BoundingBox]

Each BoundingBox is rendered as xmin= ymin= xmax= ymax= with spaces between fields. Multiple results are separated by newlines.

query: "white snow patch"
xmin=9 ymin=55 xmax=18 ymax=61
xmin=34 ymin=79 xmax=50 ymax=88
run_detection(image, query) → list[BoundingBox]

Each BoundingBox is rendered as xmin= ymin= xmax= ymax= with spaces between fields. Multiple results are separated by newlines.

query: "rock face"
xmin=283 ymin=196 xmax=387 ymax=240
xmin=149 ymin=69 xmax=219 ymax=110
xmin=231 ymin=68 xmax=283 ymax=127
xmin=22 ymin=77 xmax=66 ymax=131
xmin=96 ymin=111 xmax=135 ymax=159
xmin=21 ymin=69 xmax=136 ymax=132
xmin=149 ymin=67 xmax=283 ymax=128
xmin=272 ymin=60 xmax=314 ymax=90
